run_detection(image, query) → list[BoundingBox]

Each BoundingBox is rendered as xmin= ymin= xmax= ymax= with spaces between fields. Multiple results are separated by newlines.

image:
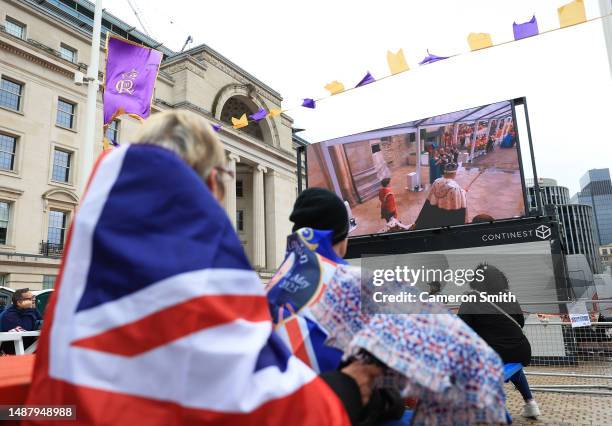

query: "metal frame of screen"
xmin=344 ymin=215 xmax=573 ymax=305
xmin=296 ymin=96 xmax=542 ymax=236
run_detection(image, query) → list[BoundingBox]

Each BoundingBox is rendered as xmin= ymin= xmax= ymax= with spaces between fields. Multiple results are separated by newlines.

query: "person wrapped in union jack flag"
xmin=24 ymin=110 xmax=380 ymax=425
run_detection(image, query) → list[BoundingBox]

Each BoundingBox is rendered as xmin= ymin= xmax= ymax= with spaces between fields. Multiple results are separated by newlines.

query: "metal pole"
xmin=80 ymin=0 xmax=103 ymax=193
xmin=600 ymin=0 xmax=612 ymax=77
xmin=526 ymin=372 xmax=612 ymax=380
xmin=297 ymin=146 xmax=303 ymax=193
xmin=415 ymin=127 xmax=421 ymax=190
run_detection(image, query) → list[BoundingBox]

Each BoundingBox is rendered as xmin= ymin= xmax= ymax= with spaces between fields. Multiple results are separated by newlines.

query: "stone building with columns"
xmin=0 ymin=0 xmax=298 ymax=289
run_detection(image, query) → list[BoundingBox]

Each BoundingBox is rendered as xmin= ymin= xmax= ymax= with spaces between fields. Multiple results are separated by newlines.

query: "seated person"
xmin=0 ymin=288 xmax=41 ymax=354
xmin=458 ymin=264 xmax=541 ymax=419
xmin=471 ymin=213 xmax=494 ymax=223
xmin=414 ymin=163 xmax=467 ymax=229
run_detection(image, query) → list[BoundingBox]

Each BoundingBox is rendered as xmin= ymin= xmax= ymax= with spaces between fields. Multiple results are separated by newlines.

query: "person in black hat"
xmin=413 ymin=162 xmax=467 ymax=229
xmin=289 ymin=187 xmax=350 ymax=260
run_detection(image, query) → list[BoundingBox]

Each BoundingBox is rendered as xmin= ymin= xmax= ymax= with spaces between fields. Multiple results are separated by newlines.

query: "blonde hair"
xmin=132 ymin=110 xmax=226 ymax=182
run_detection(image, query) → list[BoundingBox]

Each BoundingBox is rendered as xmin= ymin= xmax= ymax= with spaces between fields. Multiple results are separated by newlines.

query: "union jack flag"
xmin=24 ymin=144 xmax=349 ymax=425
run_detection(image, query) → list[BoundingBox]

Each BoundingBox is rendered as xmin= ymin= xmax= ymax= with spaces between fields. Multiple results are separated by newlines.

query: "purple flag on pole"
xmin=355 ymin=72 xmax=375 ymax=88
xmin=249 ymin=108 xmax=267 ymax=122
xmin=103 ymin=35 xmax=163 ymax=125
xmin=302 ymin=98 xmax=316 ymax=109
xmin=419 ymin=50 xmax=449 ymax=65
xmin=513 ymin=15 xmax=539 ymax=40
xmin=212 ymin=123 xmax=222 ymax=132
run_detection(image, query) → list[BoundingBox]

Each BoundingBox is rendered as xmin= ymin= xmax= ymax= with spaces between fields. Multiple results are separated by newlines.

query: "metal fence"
xmin=523 ymin=320 xmax=612 ymax=395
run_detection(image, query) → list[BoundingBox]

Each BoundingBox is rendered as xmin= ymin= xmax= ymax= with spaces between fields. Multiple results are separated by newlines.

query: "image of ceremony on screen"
xmin=306 ymin=100 xmax=526 ymax=237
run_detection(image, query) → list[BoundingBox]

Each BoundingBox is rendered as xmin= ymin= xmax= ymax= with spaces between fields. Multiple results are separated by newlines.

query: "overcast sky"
xmin=103 ymin=0 xmax=612 ymax=194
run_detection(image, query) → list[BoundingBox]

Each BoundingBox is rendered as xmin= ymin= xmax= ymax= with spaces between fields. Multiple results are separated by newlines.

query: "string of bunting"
xmin=210 ymin=0 xmax=610 ymax=134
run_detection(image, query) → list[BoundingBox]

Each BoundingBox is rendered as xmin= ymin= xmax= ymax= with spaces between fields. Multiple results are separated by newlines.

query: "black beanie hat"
xmin=290 ymin=188 xmax=349 ymax=244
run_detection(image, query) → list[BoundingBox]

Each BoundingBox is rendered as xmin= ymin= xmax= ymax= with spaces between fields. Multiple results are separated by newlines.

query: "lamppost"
xmin=79 ymin=0 xmax=103 ymax=193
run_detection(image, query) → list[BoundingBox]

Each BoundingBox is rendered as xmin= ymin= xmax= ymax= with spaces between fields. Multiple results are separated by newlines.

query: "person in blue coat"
xmin=0 ymin=288 xmax=41 ymax=354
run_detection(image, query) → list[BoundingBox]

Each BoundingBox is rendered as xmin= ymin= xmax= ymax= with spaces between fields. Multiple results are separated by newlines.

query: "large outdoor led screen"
xmin=306 ymin=100 xmax=527 ymax=237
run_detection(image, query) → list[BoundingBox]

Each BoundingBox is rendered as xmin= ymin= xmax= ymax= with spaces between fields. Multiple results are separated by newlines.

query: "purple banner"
xmin=103 ymin=36 xmax=163 ymax=125
xmin=513 ymin=16 xmax=539 ymax=40
xmin=355 ymin=71 xmax=375 ymax=87
xmin=419 ymin=50 xmax=449 ymax=65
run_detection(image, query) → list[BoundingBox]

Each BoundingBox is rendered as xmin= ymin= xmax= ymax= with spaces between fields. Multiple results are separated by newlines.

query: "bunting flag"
xmin=231 ymin=113 xmax=249 ymax=129
xmin=324 ymin=81 xmax=345 ymax=95
xmin=386 ymin=49 xmax=409 ymax=74
xmin=419 ymin=50 xmax=449 ymax=65
xmin=103 ymin=35 xmax=162 ymax=125
xmin=190 ymin=8 xmax=607 ymax=135
xmin=249 ymin=108 xmax=268 ymax=122
xmin=558 ymin=0 xmax=586 ymax=28
xmin=513 ymin=15 xmax=539 ymax=40
xmin=212 ymin=123 xmax=222 ymax=132
xmin=302 ymin=98 xmax=316 ymax=109
xmin=355 ymin=71 xmax=375 ymax=87
xmin=467 ymin=33 xmax=493 ymax=51
xmin=268 ymin=108 xmax=282 ymax=117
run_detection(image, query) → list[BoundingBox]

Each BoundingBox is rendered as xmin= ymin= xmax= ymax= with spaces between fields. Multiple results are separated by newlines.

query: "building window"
xmin=0 ymin=133 xmax=16 ymax=171
xmin=56 ymin=99 xmax=76 ymax=129
xmin=47 ymin=210 xmax=67 ymax=247
xmin=236 ymin=210 xmax=244 ymax=232
xmin=106 ymin=119 xmax=120 ymax=144
xmin=236 ymin=180 xmax=244 ymax=197
xmin=0 ymin=77 xmax=23 ymax=111
xmin=52 ymin=149 xmax=71 ymax=183
xmin=4 ymin=17 xmax=25 ymax=39
xmin=42 ymin=275 xmax=56 ymax=290
xmin=59 ymin=43 xmax=77 ymax=63
xmin=0 ymin=202 xmax=9 ymax=245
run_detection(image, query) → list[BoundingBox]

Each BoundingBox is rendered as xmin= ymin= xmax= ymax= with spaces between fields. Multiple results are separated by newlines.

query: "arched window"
xmin=220 ymin=97 xmax=263 ymax=141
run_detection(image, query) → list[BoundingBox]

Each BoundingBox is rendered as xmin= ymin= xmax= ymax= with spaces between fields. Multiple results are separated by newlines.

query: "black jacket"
xmin=458 ymin=298 xmax=531 ymax=366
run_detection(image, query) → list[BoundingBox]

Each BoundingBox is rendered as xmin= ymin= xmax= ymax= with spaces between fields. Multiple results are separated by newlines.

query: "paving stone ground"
xmin=504 ymin=367 xmax=612 ymax=426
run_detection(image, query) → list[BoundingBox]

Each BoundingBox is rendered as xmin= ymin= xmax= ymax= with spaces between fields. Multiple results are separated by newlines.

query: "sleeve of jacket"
xmin=1 ymin=309 xmax=21 ymax=331
xmin=319 ymin=371 xmax=363 ymax=425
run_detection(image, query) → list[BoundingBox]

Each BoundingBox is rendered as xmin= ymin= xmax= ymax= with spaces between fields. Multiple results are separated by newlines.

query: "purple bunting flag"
xmin=212 ymin=123 xmax=222 ymax=132
xmin=513 ymin=15 xmax=539 ymax=40
xmin=302 ymin=98 xmax=316 ymax=109
xmin=355 ymin=72 xmax=375 ymax=88
xmin=419 ymin=50 xmax=449 ymax=65
xmin=249 ymin=108 xmax=268 ymax=122
xmin=103 ymin=35 xmax=163 ymax=125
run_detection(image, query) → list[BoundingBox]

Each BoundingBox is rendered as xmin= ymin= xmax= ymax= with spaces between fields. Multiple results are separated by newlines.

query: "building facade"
xmin=527 ymin=178 xmax=601 ymax=273
xmin=571 ymin=168 xmax=612 ymax=246
xmin=600 ymin=243 xmax=612 ymax=276
xmin=0 ymin=0 xmax=298 ymax=289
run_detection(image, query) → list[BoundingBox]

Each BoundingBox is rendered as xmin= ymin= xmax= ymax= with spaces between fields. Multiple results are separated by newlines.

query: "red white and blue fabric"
xmin=24 ymin=144 xmax=349 ymax=425
xmin=266 ymin=229 xmax=345 ymax=373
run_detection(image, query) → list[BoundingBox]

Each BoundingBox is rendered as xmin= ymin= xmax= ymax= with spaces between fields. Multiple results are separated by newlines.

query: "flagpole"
xmin=601 ymin=0 xmax=612 ymax=77
xmin=80 ymin=0 xmax=103 ymax=194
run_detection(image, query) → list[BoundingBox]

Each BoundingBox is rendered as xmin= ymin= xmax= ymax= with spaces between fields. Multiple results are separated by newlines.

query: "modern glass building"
xmin=571 ymin=169 xmax=612 ymax=246
xmin=528 ymin=178 xmax=601 ymax=274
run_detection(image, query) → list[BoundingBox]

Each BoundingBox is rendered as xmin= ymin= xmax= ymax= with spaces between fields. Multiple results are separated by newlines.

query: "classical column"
xmin=223 ymin=153 xmax=240 ymax=228
xmin=252 ymin=164 xmax=267 ymax=269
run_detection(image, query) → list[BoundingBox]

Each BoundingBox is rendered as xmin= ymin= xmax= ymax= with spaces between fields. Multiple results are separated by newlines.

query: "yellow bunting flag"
xmin=231 ymin=113 xmax=248 ymax=129
xmin=324 ymin=81 xmax=345 ymax=95
xmin=103 ymin=137 xmax=111 ymax=151
xmin=467 ymin=33 xmax=493 ymax=51
xmin=267 ymin=108 xmax=282 ymax=118
xmin=558 ymin=0 xmax=586 ymax=28
xmin=386 ymin=49 xmax=409 ymax=75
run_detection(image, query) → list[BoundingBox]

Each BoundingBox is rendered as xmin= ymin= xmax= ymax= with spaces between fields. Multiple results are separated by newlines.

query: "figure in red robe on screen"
xmin=413 ymin=162 xmax=467 ymax=229
xmin=379 ymin=177 xmax=411 ymax=232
